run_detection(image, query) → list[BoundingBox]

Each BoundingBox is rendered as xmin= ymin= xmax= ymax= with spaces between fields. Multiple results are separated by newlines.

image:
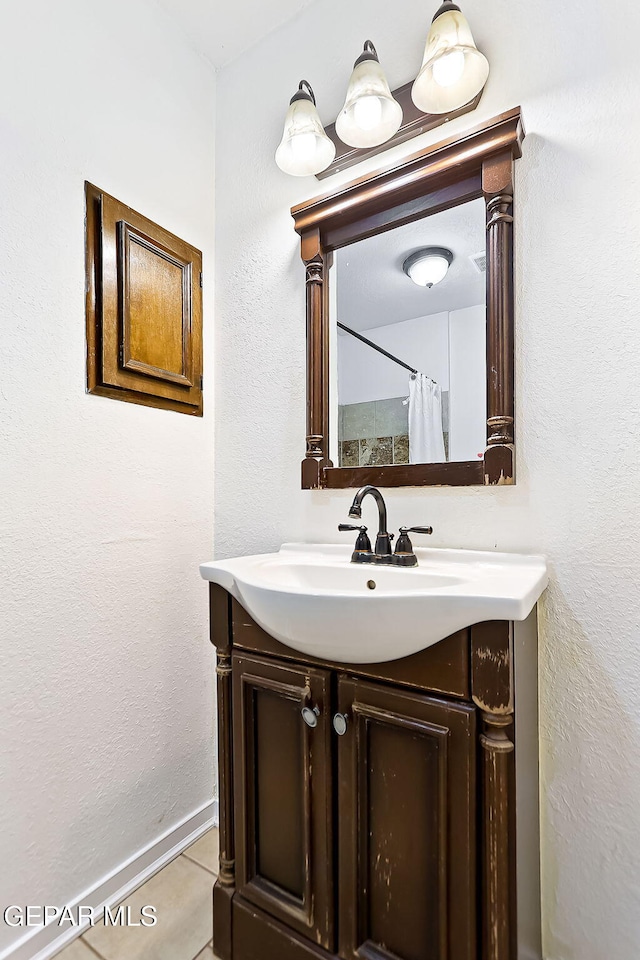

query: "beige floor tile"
xmin=183 ymin=827 xmax=219 ymax=875
xmin=54 ymin=938 xmax=100 ymax=960
xmin=194 ymin=948 xmax=215 ymax=960
xmin=83 ymin=855 xmax=213 ymax=960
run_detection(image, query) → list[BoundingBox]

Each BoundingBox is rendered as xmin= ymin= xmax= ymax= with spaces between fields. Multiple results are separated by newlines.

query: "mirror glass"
xmin=335 ymin=197 xmax=486 ymax=468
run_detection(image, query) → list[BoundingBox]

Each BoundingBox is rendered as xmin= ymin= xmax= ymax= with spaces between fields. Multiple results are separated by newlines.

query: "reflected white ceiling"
xmin=336 ymin=198 xmax=486 ymax=332
xmin=154 ymin=0 xmax=317 ymax=68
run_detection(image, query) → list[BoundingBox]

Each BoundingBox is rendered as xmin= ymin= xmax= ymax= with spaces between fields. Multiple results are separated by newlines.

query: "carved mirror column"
xmin=483 ymin=152 xmax=516 ymax=485
xmin=301 ymin=229 xmax=333 ymax=490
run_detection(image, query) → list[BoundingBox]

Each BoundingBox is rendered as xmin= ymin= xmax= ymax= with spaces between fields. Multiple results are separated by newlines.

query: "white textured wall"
xmin=215 ymin=2 xmax=640 ymax=957
xmin=0 ymin=0 xmax=215 ymax=953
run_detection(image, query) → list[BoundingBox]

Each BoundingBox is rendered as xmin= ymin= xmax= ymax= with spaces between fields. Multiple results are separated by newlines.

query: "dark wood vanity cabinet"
xmin=209 ymin=586 xmax=541 ymax=960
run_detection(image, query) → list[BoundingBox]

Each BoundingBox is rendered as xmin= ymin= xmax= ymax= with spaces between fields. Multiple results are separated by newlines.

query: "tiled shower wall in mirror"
xmin=339 ymin=394 xmax=450 ymax=466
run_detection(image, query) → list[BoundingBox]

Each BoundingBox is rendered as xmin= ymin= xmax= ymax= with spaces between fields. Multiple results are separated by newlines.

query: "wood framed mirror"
xmin=291 ymin=107 xmax=524 ymax=489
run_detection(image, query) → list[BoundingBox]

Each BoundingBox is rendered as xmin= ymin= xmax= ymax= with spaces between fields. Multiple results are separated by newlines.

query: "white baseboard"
xmin=2 ymin=799 xmax=218 ymax=960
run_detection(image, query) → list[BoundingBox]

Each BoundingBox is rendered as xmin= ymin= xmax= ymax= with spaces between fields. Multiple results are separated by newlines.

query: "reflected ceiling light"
xmin=275 ymin=81 xmax=336 ymax=177
xmin=403 ymin=247 xmax=453 ymax=288
xmin=411 ymin=1 xmax=489 ymax=115
xmin=336 ymin=41 xmax=403 ymax=148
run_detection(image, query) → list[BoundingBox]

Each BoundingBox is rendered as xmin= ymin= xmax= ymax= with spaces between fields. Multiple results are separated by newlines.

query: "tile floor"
xmin=55 ymin=828 xmax=220 ymax=960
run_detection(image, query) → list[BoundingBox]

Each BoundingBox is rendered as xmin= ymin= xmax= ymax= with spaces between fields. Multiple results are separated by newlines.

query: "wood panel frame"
xmin=85 ymin=182 xmax=203 ymax=416
xmin=291 ymin=107 xmax=525 ymax=488
xmin=118 ymin=222 xmax=194 ymax=387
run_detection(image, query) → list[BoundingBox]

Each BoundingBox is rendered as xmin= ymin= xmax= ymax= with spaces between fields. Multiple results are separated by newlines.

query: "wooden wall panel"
xmin=122 ymin=226 xmax=193 ymax=385
xmin=85 ymin=182 xmax=203 ymax=415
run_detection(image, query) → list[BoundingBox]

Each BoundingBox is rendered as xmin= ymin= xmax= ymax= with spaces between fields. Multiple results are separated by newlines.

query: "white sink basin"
xmin=199 ymin=544 xmax=548 ymax=664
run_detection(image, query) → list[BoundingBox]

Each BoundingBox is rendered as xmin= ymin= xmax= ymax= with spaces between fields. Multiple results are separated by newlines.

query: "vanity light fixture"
xmin=412 ymin=0 xmax=489 ymax=114
xmin=276 ymin=2 xmax=490 ymax=178
xmin=275 ymin=81 xmax=337 ymax=177
xmin=335 ymin=41 xmax=403 ymax=149
xmin=403 ymin=247 xmax=453 ymax=288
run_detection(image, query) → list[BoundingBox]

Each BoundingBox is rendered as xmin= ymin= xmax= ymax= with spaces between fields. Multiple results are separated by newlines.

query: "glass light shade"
xmin=275 ymin=87 xmax=336 ymax=177
xmin=403 ymin=248 xmax=453 ymax=287
xmin=336 ymin=46 xmax=403 ymax=149
xmin=411 ymin=3 xmax=489 ymax=115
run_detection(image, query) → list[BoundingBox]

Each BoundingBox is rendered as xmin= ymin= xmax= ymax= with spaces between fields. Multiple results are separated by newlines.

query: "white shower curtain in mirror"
xmin=408 ymin=373 xmax=446 ymax=464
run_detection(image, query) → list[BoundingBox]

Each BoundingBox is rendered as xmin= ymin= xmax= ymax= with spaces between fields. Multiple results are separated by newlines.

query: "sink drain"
xmin=367 ymin=580 xmax=377 ymax=590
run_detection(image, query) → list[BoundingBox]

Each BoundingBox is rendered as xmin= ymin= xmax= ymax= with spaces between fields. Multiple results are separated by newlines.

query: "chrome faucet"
xmin=338 ymin=485 xmax=433 ymax=566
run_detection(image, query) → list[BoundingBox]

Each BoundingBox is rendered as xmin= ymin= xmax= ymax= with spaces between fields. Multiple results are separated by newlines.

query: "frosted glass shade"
xmin=276 ymin=87 xmax=336 ymax=177
xmin=336 ymin=46 xmax=403 ymax=149
xmin=411 ymin=3 xmax=489 ymax=115
xmin=403 ymin=248 xmax=453 ymax=287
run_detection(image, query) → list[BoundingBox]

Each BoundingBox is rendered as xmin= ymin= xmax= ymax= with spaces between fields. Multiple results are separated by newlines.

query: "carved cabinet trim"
xmin=291 ymin=108 xmax=525 ymax=488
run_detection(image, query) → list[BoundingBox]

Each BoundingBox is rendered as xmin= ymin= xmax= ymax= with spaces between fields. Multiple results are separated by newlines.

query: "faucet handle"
xmin=395 ymin=525 xmax=433 ymax=560
xmin=338 ymin=523 xmax=372 ymax=558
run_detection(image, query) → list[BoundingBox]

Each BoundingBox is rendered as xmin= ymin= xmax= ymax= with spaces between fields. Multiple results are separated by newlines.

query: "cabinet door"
xmin=337 ymin=677 xmax=477 ymax=960
xmin=232 ymin=652 xmax=334 ymax=948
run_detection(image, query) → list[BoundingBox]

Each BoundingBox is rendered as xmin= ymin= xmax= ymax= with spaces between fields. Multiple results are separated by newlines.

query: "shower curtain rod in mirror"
xmin=337 ymin=321 xmax=424 ymax=378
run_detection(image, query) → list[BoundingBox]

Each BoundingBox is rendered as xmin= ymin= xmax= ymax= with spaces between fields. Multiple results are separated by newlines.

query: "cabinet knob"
xmin=333 ymin=713 xmax=349 ymax=736
xmin=301 ymin=705 xmax=320 ymax=728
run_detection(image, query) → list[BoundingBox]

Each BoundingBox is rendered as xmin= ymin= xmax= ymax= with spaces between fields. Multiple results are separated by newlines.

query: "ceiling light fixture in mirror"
xmin=403 ymin=247 xmax=454 ymax=288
